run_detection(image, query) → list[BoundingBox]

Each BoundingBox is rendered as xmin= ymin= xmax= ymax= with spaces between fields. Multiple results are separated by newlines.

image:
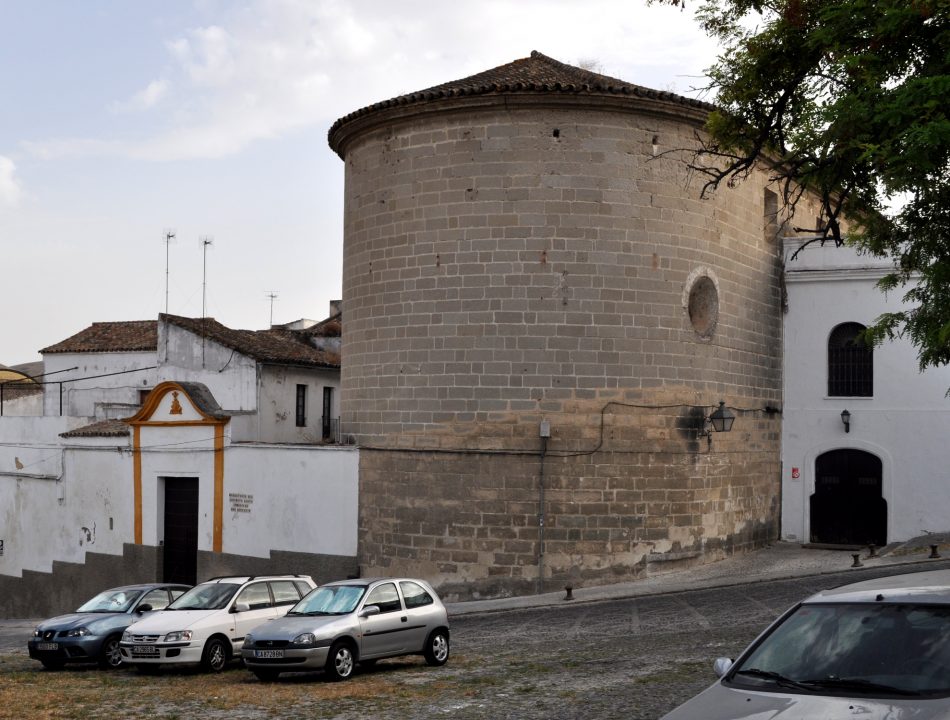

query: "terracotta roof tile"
xmin=61 ymin=419 xmax=130 ymax=438
xmin=162 ymin=315 xmax=340 ymax=369
xmin=41 ymin=321 xmax=158 ymax=354
xmin=329 ymin=50 xmax=713 ymax=152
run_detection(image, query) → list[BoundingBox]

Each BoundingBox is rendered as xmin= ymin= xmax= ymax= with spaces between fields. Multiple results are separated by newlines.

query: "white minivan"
xmin=120 ymin=575 xmax=316 ymax=672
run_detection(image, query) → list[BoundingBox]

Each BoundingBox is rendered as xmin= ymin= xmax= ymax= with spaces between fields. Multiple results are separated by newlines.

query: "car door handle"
xmin=401 ymin=616 xmax=408 ymax=622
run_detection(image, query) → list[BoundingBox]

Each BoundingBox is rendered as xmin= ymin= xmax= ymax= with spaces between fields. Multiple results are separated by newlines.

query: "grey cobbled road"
xmin=3 ymin=561 xmax=949 ymax=719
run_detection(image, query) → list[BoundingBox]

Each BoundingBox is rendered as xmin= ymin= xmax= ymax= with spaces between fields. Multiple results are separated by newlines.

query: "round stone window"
xmin=687 ymin=275 xmax=719 ymax=338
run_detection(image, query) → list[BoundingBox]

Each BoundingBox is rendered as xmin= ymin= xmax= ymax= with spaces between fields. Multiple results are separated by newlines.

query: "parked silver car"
xmin=241 ymin=577 xmax=450 ymax=681
xmin=28 ymin=583 xmax=190 ymax=669
xmin=662 ymin=568 xmax=950 ymax=719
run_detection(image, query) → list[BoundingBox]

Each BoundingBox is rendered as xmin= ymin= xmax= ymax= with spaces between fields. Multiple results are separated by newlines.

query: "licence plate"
xmin=132 ymin=645 xmax=158 ymax=656
xmin=254 ymin=649 xmax=284 ymax=659
xmin=36 ymin=642 xmax=59 ymax=651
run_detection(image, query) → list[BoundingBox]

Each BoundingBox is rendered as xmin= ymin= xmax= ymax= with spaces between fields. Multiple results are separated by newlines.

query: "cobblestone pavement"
xmin=4 ymin=560 xmax=949 ymax=719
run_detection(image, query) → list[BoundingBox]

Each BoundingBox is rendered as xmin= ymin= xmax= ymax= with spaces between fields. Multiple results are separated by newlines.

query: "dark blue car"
xmin=29 ymin=583 xmax=190 ymax=669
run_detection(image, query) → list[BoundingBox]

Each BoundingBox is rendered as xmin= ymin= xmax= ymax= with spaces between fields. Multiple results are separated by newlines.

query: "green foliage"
xmin=655 ymin=0 xmax=950 ymax=370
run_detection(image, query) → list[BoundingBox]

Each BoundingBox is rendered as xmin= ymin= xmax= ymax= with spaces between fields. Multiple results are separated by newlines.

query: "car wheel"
xmin=253 ymin=669 xmax=280 ymax=682
xmin=98 ymin=635 xmax=123 ymax=669
xmin=40 ymin=659 xmax=65 ymax=670
xmin=201 ymin=637 xmax=229 ymax=673
xmin=424 ymin=629 xmax=450 ymax=666
xmin=325 ymin=641 xmax=355 ymax=681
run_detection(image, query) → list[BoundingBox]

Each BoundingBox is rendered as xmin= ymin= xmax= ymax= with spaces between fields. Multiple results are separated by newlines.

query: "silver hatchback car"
xmin=241 ymin=577 xmax=450 ymax=681
xmin=662 ymin=568 xmax=950 ymax=719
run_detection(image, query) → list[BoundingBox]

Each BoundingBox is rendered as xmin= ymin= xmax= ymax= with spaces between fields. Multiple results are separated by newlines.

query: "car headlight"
xmin=244 ymin=633 xmax=254 ymax=646
xmin=163 ymin=630 xmax=193 ymax=642
xmin=33 ymin=628 xmax=43 ymax=638
xmin=67 ymin=627 xmax=91 ymax=637
xmin=292 ymin=633 xmax=317 ymax=646
xmin=122 ymin=631 xmax=132 ymax=642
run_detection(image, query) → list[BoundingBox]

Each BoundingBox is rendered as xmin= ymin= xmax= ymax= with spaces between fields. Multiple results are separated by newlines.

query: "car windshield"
xmin=167 ymin=583 xmax=240 ymax=610
xmin=730 ymin=602 xmax=950 ymax=697
xmin=76 ymin=589 xmax=139 ymax=614
xmin=289 ymin=585 xmax=366 ymax=615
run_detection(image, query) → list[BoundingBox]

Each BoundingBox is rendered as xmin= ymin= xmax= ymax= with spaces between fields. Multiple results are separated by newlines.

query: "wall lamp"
xmin=700 ymin=401 xmax=736 ymax=446
xmin=841 ymin=409 xmax=851 ymax=433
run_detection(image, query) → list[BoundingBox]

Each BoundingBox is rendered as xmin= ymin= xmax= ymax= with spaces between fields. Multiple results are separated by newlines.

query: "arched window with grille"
xmin=828 ymin=322 xmax=873 ymax=397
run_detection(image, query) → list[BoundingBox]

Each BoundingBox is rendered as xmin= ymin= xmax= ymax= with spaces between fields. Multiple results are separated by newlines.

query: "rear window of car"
xmin=270 ymin=581 xmax=302 ymax=606
xmin=400 ymin=581 xmax=434 ymax=609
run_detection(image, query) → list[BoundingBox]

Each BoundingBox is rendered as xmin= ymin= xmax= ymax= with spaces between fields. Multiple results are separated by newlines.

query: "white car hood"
xmin=662 ymin=682 xmax=950 ymax=720
xmin=127 ymin=609 xmax=218 ymax=633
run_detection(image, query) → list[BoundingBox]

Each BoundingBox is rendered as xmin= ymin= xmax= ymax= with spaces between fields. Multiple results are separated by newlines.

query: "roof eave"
xmin=329 ymin=91 xmax=712 ymax=159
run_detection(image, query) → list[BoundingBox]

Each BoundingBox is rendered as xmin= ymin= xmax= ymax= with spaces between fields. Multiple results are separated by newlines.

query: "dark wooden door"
xmin=810 ymin=450 xmax=886 ymax=546
xmin=163 ymin=477 xmax=198 ymax=584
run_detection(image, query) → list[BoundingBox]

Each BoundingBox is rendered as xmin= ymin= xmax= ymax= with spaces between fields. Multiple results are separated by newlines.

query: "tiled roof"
xmin=176 ymin=381 xmax=230 ymax=420
xmin=11 ymin=361 xmax=43 ymax=379
xmin=329 ymin=50 xmax=713 ymax=152
xmin=162 ymin=315 xmax=340 ymax=369
xmin=61 ymin=419 xmax=130 ymax=438
xmin=41 ymin=321 xmax=158 ymax=354
xmin=300 ymin=315 xmax=341 ymax=339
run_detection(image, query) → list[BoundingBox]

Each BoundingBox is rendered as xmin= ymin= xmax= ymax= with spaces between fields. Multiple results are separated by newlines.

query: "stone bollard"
xmin=851 ymin=554 xmax=863 ymax=568
xmin=930 ymin=544 xmax=941 ymax=559
xmin=867 ymin=544 xmax=877 ymax=558
xmin=564 ymin=585 xmax=574 ymax=601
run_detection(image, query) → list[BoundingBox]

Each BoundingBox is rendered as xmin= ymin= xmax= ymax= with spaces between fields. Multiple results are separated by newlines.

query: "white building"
xmin=0 ymin=308 xmax=357 ymax=617
xmin=782 ymin=238 xmax=950 ymax=547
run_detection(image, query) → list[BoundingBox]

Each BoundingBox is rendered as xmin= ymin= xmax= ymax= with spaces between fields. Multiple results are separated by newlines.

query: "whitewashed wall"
xmin=157 ymin=321 xmax=259 ymax=413
xmin=0 ymin=422 xmax=358 ymax=580
xmin=42 ymin=351 xmax=157 ymax=418
xmin=782 ymin=239 xmax=950 ymax=543
xmin=257 ymin=366 xmax=341 ymax=444
xmin=0 ymin=429 xmax=131 ymax=578
xmin=222 ymin=444 xmax=357 ymax=557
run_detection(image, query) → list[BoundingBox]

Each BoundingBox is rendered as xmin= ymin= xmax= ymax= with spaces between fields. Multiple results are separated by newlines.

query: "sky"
xmin=0 ymin=0 xmax=720 ymax=364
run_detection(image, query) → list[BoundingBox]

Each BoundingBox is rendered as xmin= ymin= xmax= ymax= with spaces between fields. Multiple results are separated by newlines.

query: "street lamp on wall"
xmin=700 ymin=401 xmax=736 ymax=446
xmin=841 ymin=409 xmax=851 ymax=433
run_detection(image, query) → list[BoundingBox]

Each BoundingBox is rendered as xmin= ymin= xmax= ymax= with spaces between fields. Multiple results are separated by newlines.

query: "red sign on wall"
xmin=791 ymin=467 xmax=800 ymax=479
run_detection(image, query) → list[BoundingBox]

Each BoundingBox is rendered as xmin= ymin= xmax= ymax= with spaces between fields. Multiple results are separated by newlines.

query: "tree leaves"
xmin=660 ymin=0 xmax=950 ymax=370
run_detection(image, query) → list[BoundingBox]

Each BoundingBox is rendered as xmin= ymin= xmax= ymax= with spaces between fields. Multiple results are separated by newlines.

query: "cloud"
xmin=23 ymin=0 xmax=716 ymax=163
xmin=0 ymin=156 xmax=22 ymax=208
xmin=111 ymin=79 xmax=170 ymax=113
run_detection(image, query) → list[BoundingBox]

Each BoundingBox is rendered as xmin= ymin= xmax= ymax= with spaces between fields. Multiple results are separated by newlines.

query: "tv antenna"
xmin=201 ymin=236 xmax=214 ymax=319
xmin=265 ymin=291 xmax=279 ymax=327
xmin=162 ymin=228 xmax=176 ymax=314
xmin=200 ymin=236 xmax=214 ymax=368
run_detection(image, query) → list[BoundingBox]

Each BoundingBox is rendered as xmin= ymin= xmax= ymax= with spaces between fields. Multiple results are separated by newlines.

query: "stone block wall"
xmin=338 ymin=97 xmax=784 ymax=598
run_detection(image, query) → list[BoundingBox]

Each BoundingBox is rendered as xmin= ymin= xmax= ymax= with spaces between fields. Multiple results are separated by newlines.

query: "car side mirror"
xmin=359 ymin=605 xmax=381 ymax=618
xmin=713 ymin=657 xmax=733 ymax=677
xmin=232 ymin=602 xmax=250 ymax=613
xmin=136 ymin=604 xmax=153 ymax=614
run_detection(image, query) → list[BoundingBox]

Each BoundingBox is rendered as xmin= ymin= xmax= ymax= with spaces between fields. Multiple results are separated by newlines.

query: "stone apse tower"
xmin=329 ymin=52 xmax=783 ymax=600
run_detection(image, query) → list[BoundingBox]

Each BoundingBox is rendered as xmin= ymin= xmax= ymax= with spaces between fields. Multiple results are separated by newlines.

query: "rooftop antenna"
xmin=201 ymin=236 xmax=214 ymax=319
xmin=265 ymin=291 xmax=279 ymax=327
xmin=200 ymin=236 xmax=214 ymax=368
xmin=163 ymin=228 xmax=176 ymax=314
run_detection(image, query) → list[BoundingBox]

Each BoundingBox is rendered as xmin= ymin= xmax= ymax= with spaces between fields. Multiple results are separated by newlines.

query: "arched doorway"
xmin=810 ymin=449 xmax=886 ymax=546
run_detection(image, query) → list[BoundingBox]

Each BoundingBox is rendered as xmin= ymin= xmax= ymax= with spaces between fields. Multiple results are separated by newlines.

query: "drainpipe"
xmin=537 ymin=421 xmax=551 ymax=594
